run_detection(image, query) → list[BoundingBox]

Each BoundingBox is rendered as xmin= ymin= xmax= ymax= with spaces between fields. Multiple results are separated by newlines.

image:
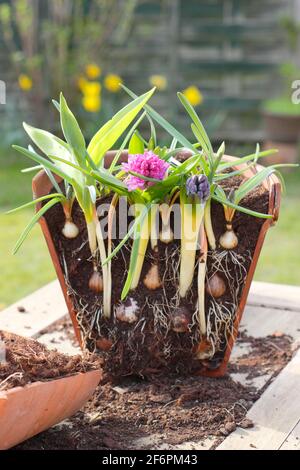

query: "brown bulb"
xmin=143 ymin=264 xmax=162 ymax=290
xmin=89 ymin=271 xmax=103 ymax=293
xmin=205 ymin=273 xmax=226 ymax=298
xmin=171 ymin=307 xmax=190 ymax=333
xmin=96 ymin=337 xmax=112 ymax=351
xmin=115 ymin=300 xmax=138 ymax=324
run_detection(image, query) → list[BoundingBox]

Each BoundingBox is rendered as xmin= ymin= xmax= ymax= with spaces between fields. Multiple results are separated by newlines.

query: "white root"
xmin=204 ymin=249 xmax=252 ymax=354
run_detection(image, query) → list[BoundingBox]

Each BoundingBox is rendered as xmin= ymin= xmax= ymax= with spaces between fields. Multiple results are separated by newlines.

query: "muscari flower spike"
xmin=186 ymin=174 xmax=210 ymax=203
xmin=122 ymin=151 xmax=170 ymax=191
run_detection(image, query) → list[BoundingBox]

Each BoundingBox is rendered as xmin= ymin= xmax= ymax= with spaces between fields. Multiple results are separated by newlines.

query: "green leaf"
xmin=109 ymin=111 xmax=147 ymax=174
xmin=128 ymin=170 xmax=162 ymax=183
xmin=212 ymin=194 xmax=272 ymax=219
xmin=177 ymin=92 xmax=214 ymax=166
xmin=233 ymin=164 xmax=296 ymax=204
xmin=214 ymin=165 xmax=256 ymax=182
xmin=88 ymin=88 xmax=155 ymax=165
xmin=102 ymin=208 xmax=146 ymax=266
xmin=43 ymin=167 xmax=63 ymax=194
xmin=212 ymin=141 xmax=225 ymax=175
xmin=13 ymin=197 xmax=61 ymax=254
xmin=218 ymin=149 xmax=279 ymax=172
xmin=128 ymin=131 xmax=144 ymax=154
xmin=52 ymin=99 xmax=60 ymax=112
xmin=170 ymin=137 xmax=178 ymax=151
xmin=171 ymin=153 xmax=202 ymax=176
xmin=23 ymin=122 xmax=83 ymax=183
xmin=21 ymin=165 xmax=43 ymax=173
xmin=12 ymin=145 xmax=77 ymax=187
xmin=121 ymin=204 xmax=151 ymax=299
xmin=146 ymin=113 xmax=157 ymax=149
xmin=121 ymin=85 xmax=195 ymax=152
xmin=91 ymin=168 xmax=129 ymax=194
xmin=6 ymin=193 xmax=64 ymax=214
xmin=60 ymin=93 xmax=86 ymax=164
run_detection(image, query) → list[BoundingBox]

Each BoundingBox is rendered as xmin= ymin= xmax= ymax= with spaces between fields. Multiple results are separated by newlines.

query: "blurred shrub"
xmin=0 ymin=0 xmax=137 ymax=137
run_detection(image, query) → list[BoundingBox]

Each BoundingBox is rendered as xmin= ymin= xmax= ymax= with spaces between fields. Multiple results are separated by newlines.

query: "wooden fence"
xmin=0 ymin=0 xmax=297 ymax=146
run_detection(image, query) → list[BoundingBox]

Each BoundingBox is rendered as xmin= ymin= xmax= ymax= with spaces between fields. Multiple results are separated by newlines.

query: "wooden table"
xmin=1 ymin=280 xmax=300 ymax=450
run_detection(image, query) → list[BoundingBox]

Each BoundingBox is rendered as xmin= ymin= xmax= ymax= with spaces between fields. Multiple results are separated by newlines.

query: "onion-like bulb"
xmin=62 ymin=220 xmax=79 ymax=239
xmin=115 ymin=298 xmax=139 ymax=324
xmin=171 ymin=307 xmax=190 ymax=333
xmin=219 ymin=224 xmax=238 ymax=250
xmin=143 ymin=263 xmax=162 ymax=290
xmin=205 ymin=273 xmax=226 ymax=298
xmin=89 ymin=270 xmax=103 ymax=293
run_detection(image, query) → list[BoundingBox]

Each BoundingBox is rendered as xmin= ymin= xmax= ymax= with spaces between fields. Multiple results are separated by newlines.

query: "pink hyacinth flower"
xmin=122 ymin=151 xmax=170 ymax=191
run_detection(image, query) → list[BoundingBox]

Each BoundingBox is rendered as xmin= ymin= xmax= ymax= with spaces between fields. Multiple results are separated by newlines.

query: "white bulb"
xmin=62 ymin=221 xmax=79 ymax=239
xmin=219 ymin=229 xmax=238 ymax=250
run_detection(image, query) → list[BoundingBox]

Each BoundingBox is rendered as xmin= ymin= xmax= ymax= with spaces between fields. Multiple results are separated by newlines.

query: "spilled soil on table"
xmin=43 ymin=176 xmax=270 ymax=378
xmin=0 ymin=331 xmax=99 ymax=391
xmin=14 ymin=322 xmax=295 ymax=450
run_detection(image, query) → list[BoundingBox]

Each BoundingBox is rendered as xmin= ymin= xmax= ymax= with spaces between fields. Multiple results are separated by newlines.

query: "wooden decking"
xmin=1 ymin=280 xmax=300 ymax=450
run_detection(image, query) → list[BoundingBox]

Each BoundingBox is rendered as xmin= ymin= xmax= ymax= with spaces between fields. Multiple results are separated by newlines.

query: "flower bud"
xmin=186 ymin=174 xmax=210 ymax=203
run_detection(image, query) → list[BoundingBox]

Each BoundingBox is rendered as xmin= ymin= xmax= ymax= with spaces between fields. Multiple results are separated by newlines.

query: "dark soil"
xmin=0 ymin=331 xmax=99 ymax=391
xmin=229 ymin=331 xmax=293 ymax=382
xmin=14 ymin=330 xmax=294 ymax=450
xmin=43 ymin=175 xmax=270 ymax=377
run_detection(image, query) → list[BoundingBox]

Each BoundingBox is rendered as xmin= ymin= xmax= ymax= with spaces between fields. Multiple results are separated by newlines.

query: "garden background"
xmin=0 ymin=0 xmax=299 ymax=309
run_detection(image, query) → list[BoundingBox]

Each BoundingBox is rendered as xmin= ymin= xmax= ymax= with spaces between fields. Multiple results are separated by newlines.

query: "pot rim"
xmin=0 ymin=368 xmax=101 ymax=399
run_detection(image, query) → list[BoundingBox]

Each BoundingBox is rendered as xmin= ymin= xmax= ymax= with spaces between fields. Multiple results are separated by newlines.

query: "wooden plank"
xmin=37 ymin=330 xmax=80 ymax=356
xmin=248 ymin=281 xmax=300 ymax=312
xmin=240 ymin=305 xmax=300 ymax=339
xmin=0 ymin=280 xmax=66 ymax=338
xmin=218 ymin=348 xmax=300 ymax=450
xmin=279 ymin=419 xmax=300 ymax=450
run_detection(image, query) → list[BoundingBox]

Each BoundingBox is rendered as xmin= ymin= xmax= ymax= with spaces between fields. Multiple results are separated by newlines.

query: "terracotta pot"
xmin=263 ymin=111 xmax=300 ymax=143
xmin=0 ymin=368 xmax=101 ymax=449
xmin=32 ymin=152 xmax=281 ymax=377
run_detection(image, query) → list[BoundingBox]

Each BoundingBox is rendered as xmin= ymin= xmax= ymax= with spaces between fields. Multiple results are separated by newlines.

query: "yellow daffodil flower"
xmin=149 ymin=74 xmax=167 ymax=91
xmin=182 ymin=85 xmax=203 ymax=107
xmin=82 ymin=94 xmax=101 ymax=113
xmin=104 ymin=74 xmax=123 ymax=93
xmin=18 ymin=74 xmax=32 ymax=91
xmin=81 ymin=81 xmax=101 ymax=96
xmin=77 ymin=76 xmax=88 ymax=91
xmin=85 ymin=63 xmax=102 ymax=79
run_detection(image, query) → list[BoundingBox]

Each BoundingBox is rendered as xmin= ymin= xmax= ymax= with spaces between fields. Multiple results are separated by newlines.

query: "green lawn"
xmin=0 ymin=153 xmax=55 ymax=309
xmin=0 ymin=151 xmax=299 ymax=309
